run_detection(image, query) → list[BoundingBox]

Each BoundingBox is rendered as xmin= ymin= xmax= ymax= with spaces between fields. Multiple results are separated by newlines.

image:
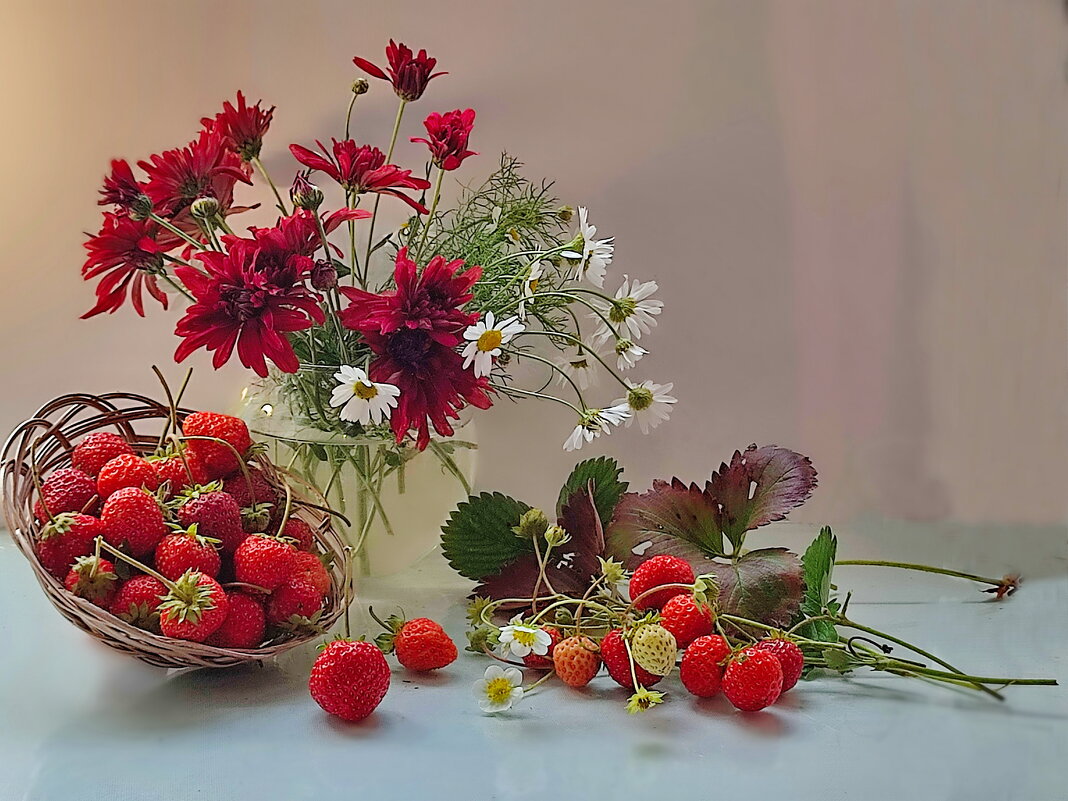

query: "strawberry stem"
xmin=94 ymin=536 xmax=176 ymax=591
xmin=835 ymin=560 xmax=1014 ymax=595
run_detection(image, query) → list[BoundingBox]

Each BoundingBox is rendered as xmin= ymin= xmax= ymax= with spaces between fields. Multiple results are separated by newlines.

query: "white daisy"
xmin=497 ymin=615 xmax=553 ymax=658
xmin=562 ymin=207 xmax=614 ymax=288
xmin=517 ymin=262 xmax=543 ymax=320
xmin=557 ymin=351 xmax=598 ymax=391
xmin=594 ymin=276 xmax=662 ymax=343
xmin=613 ymin=338 xmax=647 ymax=370
xmin=328 ymin=366 xmax=400 ymax=425
xmin=615 ymin=380 xmax=677 ymax=434
xmin=474 ymin=665 xmax=524 ymax=714
xmin=462 ymin=311 xmax=525 ymax=377
xmin=562 ymin=404 xmax=630 ymax=452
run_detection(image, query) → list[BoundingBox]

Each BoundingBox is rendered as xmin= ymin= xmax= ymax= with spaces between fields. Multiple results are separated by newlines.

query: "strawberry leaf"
xmin=711 ymin=548 xmax=804 ymax=629
xmin=556 ymin=456 xmax=628 ymax=529
xmin=440 ymin=493 xmax=533 ymax=580
xmin=795 ymin=526 xmax=839 ymax=644
xmin=605 ymin=479 xmax=727 ymax=558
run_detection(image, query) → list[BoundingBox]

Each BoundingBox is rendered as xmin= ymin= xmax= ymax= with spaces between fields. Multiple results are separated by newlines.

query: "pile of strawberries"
xmin=31 ymin=411 xmax=334 ymax=649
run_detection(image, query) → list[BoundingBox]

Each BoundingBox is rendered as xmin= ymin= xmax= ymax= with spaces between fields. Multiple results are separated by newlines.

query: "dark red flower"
xmin=202 ymin=91 xmax=275 ymax=162
xmin=82 ymin=213 xmax=180 ymax=318
xmin=246 ymin=207 xmax=371 ymax=266
xmin=338 ymin=248 xmax=491 ymax=448
xmin=139 ymin=128 xmax=252 ymax=216
xmin=173 ymin=239 xmax=325 ymax=377
xmin=98 ymin=159 xmax=150 ymax=215
xmin=353 ymin=40 xmax=446 ymax=102
xmin=411 ymin=109 xmax=477 ymax=171
xmin=289 ymin=139 xmax=430 ymax=213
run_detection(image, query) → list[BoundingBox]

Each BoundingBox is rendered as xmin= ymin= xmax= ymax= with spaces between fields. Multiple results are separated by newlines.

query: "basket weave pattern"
xmin=1 ymin=391 xmax=353 ymax=669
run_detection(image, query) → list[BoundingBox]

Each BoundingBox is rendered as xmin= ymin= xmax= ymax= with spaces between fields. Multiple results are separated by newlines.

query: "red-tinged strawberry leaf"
xmin=708 ymin=444 xmax=817 ymax=550
xmin=556 ymin=457 xmax=628 ymax=529
xmin=604 ymin=480 xmax=727 ymax=558
xmin=710 ymin=547 xmax=804 ymax=629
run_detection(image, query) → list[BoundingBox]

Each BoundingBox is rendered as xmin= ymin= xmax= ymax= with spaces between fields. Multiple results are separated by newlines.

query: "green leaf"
xmin=440 ymin=493 xmax=533 ymax=580
xmin=331 ymin=258 xmax=352 ymax=279
xmin=795 ymin=526 xmax=839 ymax=643
xmin=556 ymin=457 xmax=627 ymax=529
xmin=822 ymin=648 xmax=853 ymax=673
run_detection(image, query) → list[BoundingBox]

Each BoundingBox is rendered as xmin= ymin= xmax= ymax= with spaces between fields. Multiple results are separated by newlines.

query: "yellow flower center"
xmin=353 ymin=382 xmax=378 ymax=400
xmin=512 ymin=627 xmax=537 ymax=647
xmin=477 ymin=329 xmax=503 ymax=352
xmin=528 ymin=278 xmax=540 ymax=293
xmin=486 ymin=677 xmax=514 ymax=704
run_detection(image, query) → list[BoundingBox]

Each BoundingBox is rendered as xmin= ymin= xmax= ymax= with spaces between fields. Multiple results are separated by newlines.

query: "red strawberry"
xmin=154 ymin=529 xmax=221 ymax=581
xmin=600 ymin=628 xmax=663 ymax=689
xmin=752 ymin=637 xmax=804 ymax=692
xmin=376 ymin=615 xmax=457 ymax=672
xmin=553 ymin=636 xmax=601 ymax=688
xmin=659 ymin=593 xmax=715 ymax=648
xmin=206 ymin=592 xmax=266 ymax=649
xmin=101 ymin=487 xmax=168 ymax=556
xmin=680 ymin=634 xmax=731 ymax=698
xmin=64 ymin=555 xmax=118 ymax=608
xmin=181 ymin=412 xmax=252 ymax=479
xmin=158 ymin=570 xmax=229 ymax=642
xmin=234 ymin=534 xmax=296 ymax=590
xmin=154 ymin=451 xmax=210 ymax=498
xmin=35 ymin=512 xmax=101 ymax=578
xmin=723 ymin=647 xmax=784 ymax=712
xmin=628 ymin=554 xmax=695 ymax=610
xmin=523 ymin=627 xmax=562 ymax=670
xmin=110 ymin=574 xmax=167 ymax=631
xmin=71 ymin=432 xmax=134 ymax=477
xmin=291 ymin=550 xmax=331 ymax=596
xmin=34 ymin=468 xmax=98 ymax=522
xmin=175 ymin=489 xmax=245 ymax=553
xmin=281 ymin=517 xmax=315 ymax=551
xmin=96 ymin=454 xmax=161 ymax=500
xmin=309 ymin=639 xmax=391 ymax=722
xmin=223 ymin=469 xmax=278 ymax=531
xmin=266 ymin=577 xmax=324 ymax=626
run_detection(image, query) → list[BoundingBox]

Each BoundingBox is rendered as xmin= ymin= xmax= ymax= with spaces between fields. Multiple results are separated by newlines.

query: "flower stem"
xmin=835 ymin=560 xmax=1012 ymax=591
xmin=252 ymin=156 xmax=289 ymax=216
xmin=149 ymin=214 xmax=206 ymax=251
xmin=416 ymin=167 xmax=445 ymax=260
xmin=364 ymin=98 xmax=407 ymax=270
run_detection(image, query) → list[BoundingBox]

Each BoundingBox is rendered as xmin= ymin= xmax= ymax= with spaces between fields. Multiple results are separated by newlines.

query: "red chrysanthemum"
xmin=139 ymin=128 xmax=252 ymax=216
xmin=202 ymin=91 xmax=275 ymax=162
xmin=411 ymin=109 xmax=478 ymax=172
xmin=98 ymin=159 xmax=149 ymax=213
xmin=338 ymin=248 xmax=491 ymax=448
xmin=353 ymin=40 xmax=446 ymax=102
xmin=289 ymin=139 xmax=430 ymax=213
xmin=173 ymin=239 xmax=325 ymax=377
xmin=81 ymin=213 xmax=181 ymax=318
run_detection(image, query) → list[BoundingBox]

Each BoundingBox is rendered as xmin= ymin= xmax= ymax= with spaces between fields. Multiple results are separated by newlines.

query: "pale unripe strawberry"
xmin=630 ymin=623 xmax=677 ymax=677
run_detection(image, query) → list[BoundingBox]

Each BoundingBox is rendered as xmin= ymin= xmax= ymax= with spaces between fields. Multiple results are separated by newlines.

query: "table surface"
xmin=1 ymin=520 xmax=1066 ymax=801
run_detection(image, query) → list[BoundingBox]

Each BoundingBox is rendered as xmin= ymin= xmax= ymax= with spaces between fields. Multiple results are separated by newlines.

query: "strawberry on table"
xmin=628 ymin=554 xmax=695 ymax=611
xmin=181 ymin=411 xmax=252 ymax=480
xmin=309 ymin=639 xmax=391 ymax=722
xmin=34 ymin=467 xmax=98 ymax=522
xmin=601 ymin=628 xmax=663 ymax=689
xmin=553 ymin=636 xmax=601 ymax=688
xmin=71 ymin=432 xmax=134 ymax=478
xmin=206 ymin=592 xmax=266 ymax=649
xmin=375 ymin=614 xmax=457 ymax=672
xmin=64 ymin=555 xmax=119 ymax=608
xmin=110 ymin=574 xmax=167 ymax=631
xmin=630 ymin=623 xmax=678 ymax=677
xmin=35 ymin=512 xmax=102 ymax=578
xmin=751 ymin=637 xmax=805 ymax=693
xmin=680 ymin=634 xmax=731 ymax=698
xmin=96 ymin=454 xmax=162 ymax=500
xmin=158 ymin=570 xmax=230 ymax=642
xmin=723 ymin=647 xmax=784 ymax=712
xmin=659 ymin=593 xmax=715 ymax=648
xmin=101 ymin=487 xmax=168 ymax=557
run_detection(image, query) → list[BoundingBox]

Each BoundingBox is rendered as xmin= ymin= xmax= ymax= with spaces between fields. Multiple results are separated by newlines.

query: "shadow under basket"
xmin=0 ymin=391 xmax=354 ymax=669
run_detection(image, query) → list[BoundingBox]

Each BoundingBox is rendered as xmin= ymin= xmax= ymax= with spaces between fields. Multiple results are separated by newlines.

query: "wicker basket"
xmin=0 ymin=391 xmax=354 ymax=669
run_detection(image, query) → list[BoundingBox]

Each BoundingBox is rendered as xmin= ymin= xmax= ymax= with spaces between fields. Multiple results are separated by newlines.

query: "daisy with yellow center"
xmin=474 ymin=665 xmax=524 ymax=714
xmin=497 ymin=615 xmax=553 ymax=658
xmin=462 ymin=311 xmax=525 ymax=377
xmin=563 ymin=404 xmax=630 ymax=452
xmin=614 ymin=379 xmax=676 ymax=435
xmin=329 ymin=365 xmax=401 ymax=425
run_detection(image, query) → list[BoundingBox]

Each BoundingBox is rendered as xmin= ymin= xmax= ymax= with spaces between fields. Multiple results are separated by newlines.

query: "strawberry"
xmin=280 ymin=517 xmax=315 ymax=551
xmin=233 ymin=534 xmax=296 ymax=590
xmin=96 ymin=454 xmax=162 ymax=500
xmin=34 ymin=467 xmax=98 ymax=522
xmin=630 ymin=623 xmax=678 ymax=677
xmin=659 ymin=593 xmax=715 ymax=648
xmin=680 ymin=634 xmax=731 ymax=697
xmin=64 ymin=555 xmax=118 ymax=608
xmin=175 ymin=488 xmax=245 ymax=553
xmin=158 ymin=570 xmax=230 ymax=642
xmin=110 ymin=575 xmax=167 ymax=631
xmin=291 ymin=550 xmax=331 ymax=596
xmin=71 ymin=432 xmax=134 ymax=477
xmin=752 ymin=637 xmax=804 ymax=692
xmin=206 ymin=592 xmax=266 ymax=649
xmin=266 ymin=577 xmax=324 ymax=627
xmin=101 ymin=487 xmax=168 ymax=557
xmin=376 ymin=615 xmax=458 ymax=672
xmin=628 ymin=554 xmax=695 ymax=610
xmin=223 ymin=469 xmax=278 ymax=531
xmin=723 ymin=647 xmax=784 ymax=712
xmin=154 ymin=529 xmax=221 ymax=581
xmin=553 ymin=636 xmax=601 ymax=687
xmin=309 ymin=639 xmax=391 ymax=722
xmin=181 ymin=412 xmax=252 ymax=479
xmin=35 ymin=512 xmax=101 ymax=578
xmin=153 ymin=451 xmax=210 ymax=498
xmin=523 ymin=627 xmax=562 ymax=670
xmin=601 ymin=628 xmax=663 ymax=689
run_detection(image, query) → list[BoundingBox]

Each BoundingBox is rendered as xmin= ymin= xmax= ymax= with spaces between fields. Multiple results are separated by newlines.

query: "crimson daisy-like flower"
xmin=353 ymin=40 xmax=446 ymax=102
xmin=411 ymin=109 xmax=478 ymax=172
xmin=82 ymin=213 xmax=181 ymax=318
xmin=98 ymin=159 xmax=150 ymax=215
xmin=139 ymin=128 xmax=252 ymax=216
xmin=173 ymin=239 xmax=325 ymax=377
xmin=289 ymin=139 xmax=430 ymax=213
xmin=201 ymin=91 xmax=275 ymax=162
xmin=338 ymin=248 xmax=492 ymax=449
xmin=244 ymin=207 xmax=370 ymax=285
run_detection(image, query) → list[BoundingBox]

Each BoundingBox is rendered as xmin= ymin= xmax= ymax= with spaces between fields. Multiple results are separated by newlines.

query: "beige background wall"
xmin=1 ymin=0 xmax=1065 ymax=526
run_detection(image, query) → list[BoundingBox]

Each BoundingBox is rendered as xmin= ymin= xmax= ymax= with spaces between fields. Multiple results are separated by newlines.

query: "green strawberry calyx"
xmin=158 ymin=570 xmax=218 ymax=625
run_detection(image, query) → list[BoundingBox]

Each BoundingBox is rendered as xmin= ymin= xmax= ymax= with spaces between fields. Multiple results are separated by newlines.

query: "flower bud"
xmin=310 ymin=259 xmax=338 ymax=290
xmin=351 ymin=78 xmax=370 ymax=96
xmin=189 ymin=196 xmax=220 ymax=219
xmin=129 ymin=194 xmax=154 ymax=221
xmin=556 ymin=205 xmax=574 ymax=223
xmin=512 ymin=507 xmax=550 ymax=540
xmin=543 ymin=525 xmax=571 ymax=548
xmin=290 ymin=171 xmax=324 ymax=211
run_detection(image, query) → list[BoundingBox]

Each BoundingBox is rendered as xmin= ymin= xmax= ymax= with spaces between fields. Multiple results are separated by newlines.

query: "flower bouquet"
xmin=80 ymin=40 xmax=675 ymax=576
